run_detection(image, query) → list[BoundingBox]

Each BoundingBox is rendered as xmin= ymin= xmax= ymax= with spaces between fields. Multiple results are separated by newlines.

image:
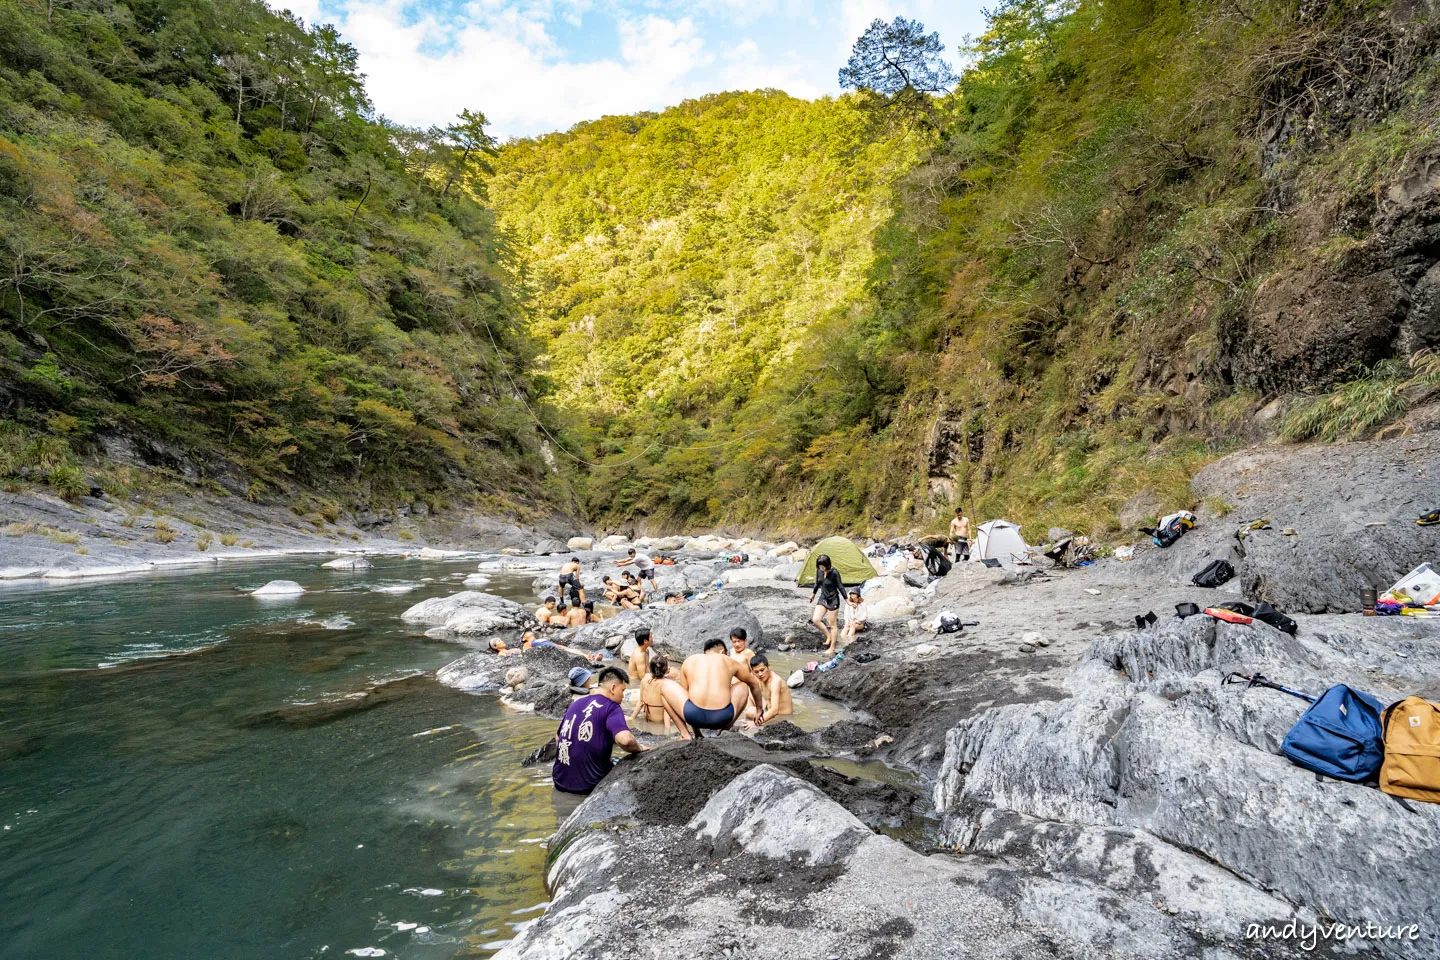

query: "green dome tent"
xmin=796 ymin=536 xmax=879 ymax=587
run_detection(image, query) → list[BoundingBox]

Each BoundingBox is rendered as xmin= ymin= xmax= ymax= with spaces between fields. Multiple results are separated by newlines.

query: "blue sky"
xmin=281 ymin=0 xmax=991 ymax=139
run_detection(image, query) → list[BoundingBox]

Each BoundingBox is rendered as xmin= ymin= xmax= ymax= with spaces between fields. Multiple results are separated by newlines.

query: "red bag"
xmin=1205 ymin=607 xmax=1253 ymax=624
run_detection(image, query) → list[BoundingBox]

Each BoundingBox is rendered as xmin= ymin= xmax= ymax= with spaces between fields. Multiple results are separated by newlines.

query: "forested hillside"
xmin=500 ymin=0 xmax=1440 ymax=537
xmin=0 ymin=0 xmax=560 ymax=515
xmin=5 ymin=0 xmax=1438 ymax=539
xmin=492 ymin=92 xmax=921 ymax=524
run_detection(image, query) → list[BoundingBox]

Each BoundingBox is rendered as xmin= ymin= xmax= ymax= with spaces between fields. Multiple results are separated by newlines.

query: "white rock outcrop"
xmin=401 ymin=591 xmax=534 ymax=636
xmin=251 ymin=580 xmax=305 ymax=596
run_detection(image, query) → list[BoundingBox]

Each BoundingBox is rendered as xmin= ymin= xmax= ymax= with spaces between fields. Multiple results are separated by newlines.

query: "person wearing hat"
xmin=552 ymin=665 xmax=647 ymax=817
xmin=567 ymin=666 xmax=597 ymax=694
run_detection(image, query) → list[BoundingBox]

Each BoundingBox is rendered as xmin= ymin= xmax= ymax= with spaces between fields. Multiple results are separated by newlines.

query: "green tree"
xmin=442 ymin=108 xmax=497 ymax=199
xmin=839 ymin=17 xmax=957 ymax=130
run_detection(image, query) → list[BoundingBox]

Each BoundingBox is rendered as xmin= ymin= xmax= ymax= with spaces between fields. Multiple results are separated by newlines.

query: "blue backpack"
xmin=1280 ymin=684 xmax=1386 ymax=783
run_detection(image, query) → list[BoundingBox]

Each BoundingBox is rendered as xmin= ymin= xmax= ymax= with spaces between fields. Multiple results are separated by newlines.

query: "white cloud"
xmin=321 ymin=2 xmax=719 ymax=136
xmin=299 ymin=0 xmax=986 ymax=138
xmin=726 ymin=38 xmax=759 ymax=60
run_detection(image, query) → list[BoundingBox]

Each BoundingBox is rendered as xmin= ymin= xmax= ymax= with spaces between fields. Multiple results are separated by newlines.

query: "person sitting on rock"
xmin=840 ymin=590 xmax=868 ymax=643
xmin=535 ymin=596 xmax=560 ymax=625
xmin=552 ymin=666 xmax=647 ymax=813
xmin=664 ymin=592 xmax=684 ymax=605
xmin=744 ymin=654 xmax=792 ymax=727
xmin=557 ymin=557 xmax=587 ymax=606
xmin=621 ymin=569 xmax=646 ymax=600
xmin=628 ymin=629 xmax=653 ymax=684
xmin=602 ymin=576 xmax=640 ymax=609
xmin=654 ymin=638 xmax=765 ymax=740
xmin=631 ymin=655 xmax=682 ymax=735
xmin=809 ymin=554 xmax=843 ymax=654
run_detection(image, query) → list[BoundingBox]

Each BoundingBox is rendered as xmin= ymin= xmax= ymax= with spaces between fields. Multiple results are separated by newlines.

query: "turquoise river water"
xmin=0 ymin=555 xmax=562 ymax=960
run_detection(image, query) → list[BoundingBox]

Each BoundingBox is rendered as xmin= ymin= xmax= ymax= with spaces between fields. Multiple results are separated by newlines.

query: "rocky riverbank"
xmin=456 ymin=434 xmax=1440 ymax=960
xmin=0 ymin=484 xmax=573 ymax=580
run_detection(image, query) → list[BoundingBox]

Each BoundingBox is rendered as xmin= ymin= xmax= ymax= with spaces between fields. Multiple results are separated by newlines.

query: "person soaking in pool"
xmin=552 ymin=666 xmax=647 ymax=804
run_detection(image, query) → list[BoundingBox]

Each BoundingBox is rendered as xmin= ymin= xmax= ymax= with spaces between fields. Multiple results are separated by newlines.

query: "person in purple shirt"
xmin=552 ymin=666 xmax=647 ymax=803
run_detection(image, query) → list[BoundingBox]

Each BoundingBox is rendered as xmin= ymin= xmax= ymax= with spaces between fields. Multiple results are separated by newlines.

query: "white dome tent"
xmin=971 ymin=519 xmax=1031 ymax=566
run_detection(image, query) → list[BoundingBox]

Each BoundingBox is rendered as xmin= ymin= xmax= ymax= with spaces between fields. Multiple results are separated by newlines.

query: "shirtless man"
xmin=563 ymin=602 xmax=590 ymax=628
xmin=747 ymin=655 xmax=792 ymax=726
xmin=535 ymin=596 xmax=559 ymax=625
xmin=628 ymin=629 xmax=653 ymax=684
xmin=728 ymin=627 xmax=754 ymax=668
xmin=557 ymin=557 xmax=586 ymax=605
xmin=655 ymin=638 xmax=764 ymax=739
xmin=950 ymin=507 xmax=972 ymax=562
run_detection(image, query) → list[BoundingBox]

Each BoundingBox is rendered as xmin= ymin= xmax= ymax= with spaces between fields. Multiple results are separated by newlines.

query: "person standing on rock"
xmin=552 ymin=666 xmax=647 ymax=819
xmin=557 ymin=557 xmax=587 ymax=606
xmin=655 ymin=638 xmax=765 ymax=740
xmin=809 ymin=555 xmax=843 ymax=654
xmin=950 ymin=508 xmax=972 ymax=562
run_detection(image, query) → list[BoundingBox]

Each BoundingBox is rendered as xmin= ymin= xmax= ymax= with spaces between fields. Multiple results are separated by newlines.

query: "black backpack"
xmin=1192 ymin=559 xmax=1235 ymax=588
xmin=1253 ymin=602 xmax=1298 ymax=636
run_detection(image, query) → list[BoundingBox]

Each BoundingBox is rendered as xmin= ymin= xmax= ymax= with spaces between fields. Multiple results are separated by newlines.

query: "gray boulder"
xmin=680 ymin=563 xmax=719 ymax=590
xmin=437 ymin=644 xmax=592 ymax=718
xmin=401 ymin=591 xmax=534 ymax=636
xmin=532 ymin=538 xmax=566 ymax=556
xmin=934 ymin=614 xmax=1440 ymax=957
xmin=498 ymin=761 xmax=1303 ymax=960
xmin=653 ymin=592 xmax=762 ymax=655
xmin=569 ymin=609 xmax=659 ymax=651
xmin=1128 ymin=433 xmax=1440 ymax=613
xmin=771 ymin=560 xmax=802 ymax=581
xmin=321 ymin=555 xmax=372 ymax=570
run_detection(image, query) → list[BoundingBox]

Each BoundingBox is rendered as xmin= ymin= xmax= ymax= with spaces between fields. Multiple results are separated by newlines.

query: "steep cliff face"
xmin=916 ymin=0 xmax=1440 ymax=538
xmin=1222 ymin=1 xmax=1440 ymax=391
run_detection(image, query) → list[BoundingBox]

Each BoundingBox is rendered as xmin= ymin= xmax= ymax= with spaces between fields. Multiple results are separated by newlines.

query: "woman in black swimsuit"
xmin=809 ymin=554 xmax=843 ymax=653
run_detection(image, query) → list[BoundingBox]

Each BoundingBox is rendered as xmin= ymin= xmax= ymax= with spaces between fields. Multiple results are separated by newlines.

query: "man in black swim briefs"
xmin=653 ymin=637 xmax=764 ymax=740
xmin=557 ymin=556 xmax=586 ymax=605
